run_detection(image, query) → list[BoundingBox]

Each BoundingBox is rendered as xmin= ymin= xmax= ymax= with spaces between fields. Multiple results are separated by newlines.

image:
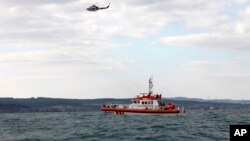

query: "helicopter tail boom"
xmin=98 ymin=3 xmax=110 ymax=10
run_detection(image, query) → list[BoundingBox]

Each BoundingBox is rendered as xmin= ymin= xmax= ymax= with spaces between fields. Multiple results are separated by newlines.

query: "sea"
xmin=0 ymin=110 xmax=250 ymax=141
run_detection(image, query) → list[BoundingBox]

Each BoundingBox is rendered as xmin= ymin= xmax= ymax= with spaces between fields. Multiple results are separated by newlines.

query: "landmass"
xmin=0 ymin=97 xmax=250 ymax=113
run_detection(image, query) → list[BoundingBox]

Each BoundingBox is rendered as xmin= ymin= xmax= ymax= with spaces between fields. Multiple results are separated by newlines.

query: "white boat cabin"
xmin=128 ymin=94 xmax=165 ymax=110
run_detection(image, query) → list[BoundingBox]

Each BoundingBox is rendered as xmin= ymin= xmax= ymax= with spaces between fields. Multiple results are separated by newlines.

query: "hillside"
xmin=0 ymin=97 xmax=250 ymax=113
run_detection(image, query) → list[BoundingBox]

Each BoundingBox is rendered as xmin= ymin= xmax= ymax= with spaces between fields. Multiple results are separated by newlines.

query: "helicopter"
xmin=87 ymin=3 xmax=110 ymax=11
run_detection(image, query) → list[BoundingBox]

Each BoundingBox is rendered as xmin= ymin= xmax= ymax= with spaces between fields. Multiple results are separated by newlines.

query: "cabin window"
xmin=142 ymin=101 xmax=144 ymax=104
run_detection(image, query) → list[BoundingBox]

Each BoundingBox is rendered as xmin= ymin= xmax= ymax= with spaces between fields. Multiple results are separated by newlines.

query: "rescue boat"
xmin=101 ymin=76 xmax=185 ymax=115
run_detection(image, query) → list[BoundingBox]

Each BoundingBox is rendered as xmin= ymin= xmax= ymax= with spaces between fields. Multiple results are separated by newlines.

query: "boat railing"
xmin=102 ymin=104 xmax=129 ymax=109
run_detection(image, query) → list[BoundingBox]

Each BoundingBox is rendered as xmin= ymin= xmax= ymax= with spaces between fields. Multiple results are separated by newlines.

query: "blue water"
xmin=0 ymin=110 xmax=250 ymax=141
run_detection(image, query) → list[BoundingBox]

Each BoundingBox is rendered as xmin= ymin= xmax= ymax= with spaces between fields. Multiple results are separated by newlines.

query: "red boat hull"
xmin=101 ymin=107 xmax=181 ymax=115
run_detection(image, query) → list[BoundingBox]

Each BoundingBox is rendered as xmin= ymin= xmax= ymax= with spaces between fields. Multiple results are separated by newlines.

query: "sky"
xmin=0 ymin=0 xmax=250 ymax=100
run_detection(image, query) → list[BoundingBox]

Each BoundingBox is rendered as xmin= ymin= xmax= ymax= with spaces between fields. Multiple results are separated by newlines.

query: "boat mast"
xmin=149 ymin=76 xmax=153 ymax=94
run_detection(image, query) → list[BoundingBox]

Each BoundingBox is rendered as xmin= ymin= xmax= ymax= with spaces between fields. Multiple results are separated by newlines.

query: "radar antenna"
xmin=149 ymin=76 xmax=153 ymax=94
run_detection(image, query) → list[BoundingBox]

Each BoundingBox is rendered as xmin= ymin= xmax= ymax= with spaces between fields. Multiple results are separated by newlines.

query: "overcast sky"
xmin=0 ymin=0 xmax=250 ymax=99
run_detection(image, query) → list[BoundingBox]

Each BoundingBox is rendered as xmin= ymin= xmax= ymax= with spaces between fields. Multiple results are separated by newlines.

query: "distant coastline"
xmin=1 ymin=97 xmax=250 ymax=113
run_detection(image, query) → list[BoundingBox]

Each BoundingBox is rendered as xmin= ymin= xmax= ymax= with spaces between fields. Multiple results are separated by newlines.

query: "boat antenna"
xmin=149 ymin=76 xmax=153 ymax=94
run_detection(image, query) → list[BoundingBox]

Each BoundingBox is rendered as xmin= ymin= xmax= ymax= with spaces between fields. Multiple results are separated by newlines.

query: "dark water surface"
xmin=0 ymin=110 xmax=250 ymax=141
